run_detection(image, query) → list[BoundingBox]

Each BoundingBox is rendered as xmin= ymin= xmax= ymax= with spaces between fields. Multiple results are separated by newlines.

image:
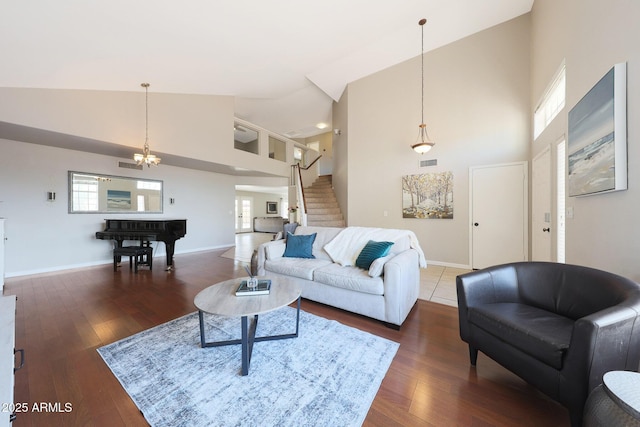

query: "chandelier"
xmin=134 ymin=83 xmax=161 ymax=167
xmin=411 ymin=18 xmax=435 ymax=154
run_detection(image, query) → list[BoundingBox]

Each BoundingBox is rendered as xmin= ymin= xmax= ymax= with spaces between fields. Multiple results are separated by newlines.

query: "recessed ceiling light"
xmin=316 ymin=122 xmax=328 ymax=129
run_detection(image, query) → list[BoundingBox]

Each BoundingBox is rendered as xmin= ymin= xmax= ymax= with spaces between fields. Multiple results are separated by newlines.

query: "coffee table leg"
xmin=241 ymin=316 xmax=249 ymax=375
xmin=198 ymin=310 xmax=206 ymax=347
xmin=295 ymin=295 xmax=300 ymax=336
xmin=199 ymin=305 xmax=298 ymax=376
xmin=241 ymin=314 xmax=259 ymax=376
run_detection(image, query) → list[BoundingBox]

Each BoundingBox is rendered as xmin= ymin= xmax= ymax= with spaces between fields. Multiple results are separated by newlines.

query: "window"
xmin=534 ymin=62 xmax=566 ymax=140
xmin=137 ymin=180 xmax=161 ymax=191
xmin=72 ymin=174 xmax=99 ymax=211
xmin=268 ymin=136 xmax=286 ymax=162
xmin=234 ymin=122 xmax=259 ymax=155
xmin=557 ymin=139 xmax=566 ymax=263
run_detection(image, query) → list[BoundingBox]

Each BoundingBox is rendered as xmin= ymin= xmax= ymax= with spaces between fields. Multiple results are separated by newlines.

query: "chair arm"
xmin=456 ymin=265 xmax=520 ymax=308
xmin=456 ymin=265 xmax=520 ymax=341
xmin=256 ymin=240 xmax=286 ymax=276
xmin=382 ymin=249 xmax=420 ymax=326
xmin=563 ymin=304 xmax=640 ymax=393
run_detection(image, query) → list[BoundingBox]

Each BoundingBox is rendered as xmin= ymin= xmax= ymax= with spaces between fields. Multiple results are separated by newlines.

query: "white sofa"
xmin=255 ymin=225 xmax=426 ymax=327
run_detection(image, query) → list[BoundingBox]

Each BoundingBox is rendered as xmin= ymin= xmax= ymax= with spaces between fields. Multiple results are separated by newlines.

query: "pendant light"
xmin=134 ymin=83 xmax=161 ymax=167
xmin=411 ymin=18 xmax=435 ymax=154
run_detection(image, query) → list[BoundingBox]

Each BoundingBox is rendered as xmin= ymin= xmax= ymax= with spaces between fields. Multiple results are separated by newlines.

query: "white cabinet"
xmin=0 ymin=295 xmax=16 ymax=426
xmin=0 ymin=219 xmax=4 ymax=291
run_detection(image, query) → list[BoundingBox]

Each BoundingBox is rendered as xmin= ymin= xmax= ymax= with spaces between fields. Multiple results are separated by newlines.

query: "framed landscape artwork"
xmin=402 ymin=172 xmax=453 ymax=219
xmin=568 ymin=63 xmax=627 ymax=197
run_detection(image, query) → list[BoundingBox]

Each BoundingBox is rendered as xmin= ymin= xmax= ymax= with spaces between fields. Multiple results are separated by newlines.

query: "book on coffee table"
xmin=235 ymin=279 xmax=272 ymax=296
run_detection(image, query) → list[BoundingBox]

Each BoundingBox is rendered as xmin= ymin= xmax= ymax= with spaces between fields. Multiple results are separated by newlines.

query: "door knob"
xmin=474 ymin=222 xmax=479 ymax=227
xmin=543 ymin=227 xmax=550 ymax=232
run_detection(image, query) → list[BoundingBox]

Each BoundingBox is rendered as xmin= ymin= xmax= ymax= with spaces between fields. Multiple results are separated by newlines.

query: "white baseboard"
xmin=5 ymin=244 xmax=236 ymax=279
xmin=424 ymin=260 xmax=472 ymax=270
xmin=6 ymin=260 xmax=111 ymax=278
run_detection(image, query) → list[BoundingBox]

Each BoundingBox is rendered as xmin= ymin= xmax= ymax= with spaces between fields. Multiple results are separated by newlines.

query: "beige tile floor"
xmin=221 ymin=232 xmax=275 ymax=262
xmin=231 ymin=232 xmax=470 ymax=307
xmin=419 ymin=265 xmax=472 ymax=307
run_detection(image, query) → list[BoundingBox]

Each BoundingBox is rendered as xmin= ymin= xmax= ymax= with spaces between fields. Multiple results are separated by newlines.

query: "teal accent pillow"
xmin=283 ymin=232 xmax=317 ymax=259
xmin=355 ymin=240 xmax=394 ymax=270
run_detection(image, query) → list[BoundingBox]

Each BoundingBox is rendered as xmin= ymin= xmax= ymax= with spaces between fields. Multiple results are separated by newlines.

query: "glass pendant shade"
xmin=412 ymin=123 xmax=435 ymax=154
xmin=134 ymin=142 xmax=161 ymax=166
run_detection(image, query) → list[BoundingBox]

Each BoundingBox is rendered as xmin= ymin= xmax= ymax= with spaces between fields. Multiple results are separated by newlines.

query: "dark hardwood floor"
xmin=4 ymin=250 xmax=569 ymax=426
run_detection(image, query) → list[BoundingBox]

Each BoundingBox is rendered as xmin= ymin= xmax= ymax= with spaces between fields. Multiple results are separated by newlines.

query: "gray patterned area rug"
xmin=98 ymin=307 xmax=399 ymax=427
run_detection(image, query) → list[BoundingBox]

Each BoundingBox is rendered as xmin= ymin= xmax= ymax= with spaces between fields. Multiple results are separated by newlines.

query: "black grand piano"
xmin=96 ymin=219 xmax=187 ymax=270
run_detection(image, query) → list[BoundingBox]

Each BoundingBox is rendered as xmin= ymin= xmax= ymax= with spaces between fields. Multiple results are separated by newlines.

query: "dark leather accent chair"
xmin=456 ymin=262 xmax=640 ymax=427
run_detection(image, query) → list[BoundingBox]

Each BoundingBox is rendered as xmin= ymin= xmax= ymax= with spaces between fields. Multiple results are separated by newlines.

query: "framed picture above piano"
xmin=68 ymin=171 xmax=163 ymax=214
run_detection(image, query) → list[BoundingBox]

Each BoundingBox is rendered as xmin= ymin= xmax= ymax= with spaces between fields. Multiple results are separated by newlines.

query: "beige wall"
xmin=531 ymin=0 xmax=640 ymax=280
xmin=0 ymin=88 xmax=291 ymax=276
xmin=0 ymin=87 xmax=292 ymax=178
xmin=0 ymin=138 xmax=237 ymax=276
xmin=235 ymin=190 xmax=287 ymax=219
xmin=300 ymin=131 xmax=333 ymax=176
xmin=339 ymin=15 xmax=531 ymax=267
xmin=5 ymin=2 xmax=639 ymax=280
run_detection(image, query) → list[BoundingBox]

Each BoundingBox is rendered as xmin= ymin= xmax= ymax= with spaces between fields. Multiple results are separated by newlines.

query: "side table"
xmin=584 ymin=370 xmax=640 ymax=426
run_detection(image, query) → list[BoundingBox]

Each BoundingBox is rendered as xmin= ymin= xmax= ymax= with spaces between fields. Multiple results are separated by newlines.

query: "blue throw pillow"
xmin=283 ymin=232 xmax=317 ymax=259
xmin=355 ymin=240 xmax=394 ymax=269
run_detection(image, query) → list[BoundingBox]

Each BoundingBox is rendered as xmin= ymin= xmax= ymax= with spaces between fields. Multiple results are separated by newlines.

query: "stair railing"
xmin=291 ymin=155 xmax=322 ymax=227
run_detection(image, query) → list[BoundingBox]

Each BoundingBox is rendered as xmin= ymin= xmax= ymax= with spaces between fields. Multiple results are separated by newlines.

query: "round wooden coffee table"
xmin=194 ymin=276 xmax=301 ymax=376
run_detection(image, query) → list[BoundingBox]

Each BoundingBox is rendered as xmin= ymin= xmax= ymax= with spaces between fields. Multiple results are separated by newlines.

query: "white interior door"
xmin=470 ymin=162 xmax=528 ymax=269
xmin=532 ymin=147 xmax=552 ymax=261
xmin=235 ymin=196 xmax=253 ymax=232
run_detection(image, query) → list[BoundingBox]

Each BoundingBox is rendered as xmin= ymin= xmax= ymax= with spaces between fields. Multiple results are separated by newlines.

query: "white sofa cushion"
xmin=265 ymin=258 xmax=332 ymax=280
xmin=314 ymin=263 xmax=384 ymax=295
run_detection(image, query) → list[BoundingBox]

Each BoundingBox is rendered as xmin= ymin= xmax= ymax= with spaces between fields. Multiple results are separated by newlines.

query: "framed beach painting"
xmin=107 ymin=190 xmax=132 ymax=211
xmin=568 ymin=63 xmax=627 ymax=197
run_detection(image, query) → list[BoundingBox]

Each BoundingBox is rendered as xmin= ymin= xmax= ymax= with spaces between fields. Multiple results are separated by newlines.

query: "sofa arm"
xmin=382 ymin=249 xmax=420 ymax=326
xmin=256 ymin=240 xmax=286 ymax=276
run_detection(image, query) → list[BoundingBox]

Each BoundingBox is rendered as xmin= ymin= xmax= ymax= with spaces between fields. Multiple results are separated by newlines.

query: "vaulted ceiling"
xmin=1 ymin=0 xmax=533 ymax=138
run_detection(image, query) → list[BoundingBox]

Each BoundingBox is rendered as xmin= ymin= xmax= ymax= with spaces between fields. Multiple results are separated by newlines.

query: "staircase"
xmin=304 ymin=175 xmax=345 ymax=227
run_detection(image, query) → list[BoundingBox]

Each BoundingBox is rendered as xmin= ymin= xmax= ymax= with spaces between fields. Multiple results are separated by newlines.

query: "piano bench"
xmin=113 ymin=246 xmax=153 ymax=273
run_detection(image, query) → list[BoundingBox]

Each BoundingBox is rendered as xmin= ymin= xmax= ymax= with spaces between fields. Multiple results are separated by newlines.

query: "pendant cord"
xmin=421 ymin=22 xmax=424 ymax=125
xmin=141 ymin=83 xmax=150 ymax=147
xmin=412 ymin=18 xmax=434 ymax=153
xmin=145 ymin=84 xmax=149 ymax=145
